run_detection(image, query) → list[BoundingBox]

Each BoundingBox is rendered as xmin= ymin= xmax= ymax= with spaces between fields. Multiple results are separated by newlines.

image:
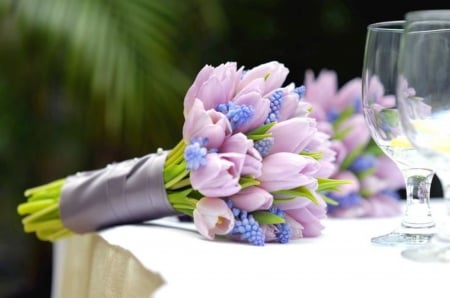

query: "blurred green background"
xmin=0 ymin=1 xmax=446 ymax=297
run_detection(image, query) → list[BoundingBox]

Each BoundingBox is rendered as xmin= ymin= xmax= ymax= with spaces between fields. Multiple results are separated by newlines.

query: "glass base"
xmin=371 ymin=225 xmax=436 ymax=247
xmin=371 ymin=231 xmax=434 ymax=247
xmin=402 ymin=245 xmax=450 ymax=262
xmin=401 ymin=232 xmax=450 ymax=262
xmin=371 ymin=221 xmax=436 ymax=247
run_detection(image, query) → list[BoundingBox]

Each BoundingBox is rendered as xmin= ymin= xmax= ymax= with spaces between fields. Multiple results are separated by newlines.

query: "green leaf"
xmin=168 ymin=193 xmax=198 ymax=214
xmin=365 ymin=139 xmax=383 ymax=156
xmin=273 ymin=197 xmax=296 ymax=204
xmin=252 ymin=210 xmax=285 ymax=224
xmin=378 ymin=108 xmax=400 ymax=127
xmin=239 ymin=176 xmax=260 ymax=189
xmin=322 ymin=194 xmax=339 ymax=206
xmin=356 ymin=168 xmax=376 ymax=179
xmin=340 ymin=143 xmax=366 ymax=170
xmin=333 ymin=126 xmax=352 ymax=141
xmin=167 ymin=188 xmax=193 ymax=204
xmin=273 ymin=186 xmax=318 ymax=204
xmin=360 ymin=189 xmax=373 ymax=198
xmin=300 ymin=150 xmax=323 ymax=160
xmin=247 ymin=133 xmax=273 ymax=141
xmin=317 ymin=178 xmax=353 ymax=192
xmin=246 ymin=122 xmax=276 ymax=137
xmin=333 ymin=106 xmax=355 ymax=130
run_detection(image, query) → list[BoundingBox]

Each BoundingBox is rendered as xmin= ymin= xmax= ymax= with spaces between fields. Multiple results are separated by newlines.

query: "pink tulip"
xmin=303 ymin=70 xmax=362 ymax=123
xmin=330 ymin=140 xmax=347 ymax=165
xmin=259 ymin=152 xmax=320 ymax=192
xmin=339 ymin=114 xmax=371 ymax=153
xmin=361 ymin=193 xmax=402 ymax=217
xmin=229 ymin=186 xmax=273 ymax=211
xmin=316 ymin=120 xmax=334 ymax=136
xmin=365 ymin=74 xmax=387 ymax=107
xmin=360 ymin=176 xmax=388 ymax=196
xmin=329 ymin=193 xmax=401 ymax=218
xmin=190 ymin=152 xmax=243 ymax=197
xmin=260 ymin=213 xmax=308 ymax=242
xmin=374 ymin=155 xmax=404 ymax=190
xmin=219 ymin=133 xmax=262 ymax=178
xmin=184 ymin=62 xmax=242 ymax=116
xmin=242 ymin=146 xmax=263 ymax=178
xmin=277 ymin=83 xmax=303 ymax=121
xmin=284 ymin=215 xmax=305 ymax=239
xmin=302 ymin=68 xmax=404 ymax=219
xmin=183 ymin=99 xmax=232 ymax=149
xmin=335 ymin=78 xmax=362 ymax=110
xmin=231 ymin=87 xmax=270 ymax=133
xmin=268 ymin=117 xmax=317 ymax=155
xmin=219 ymin=132 xmax=249 ymax=154
xmin=237 ymin=61 xmax=289 ymax=96
xmin=284 ymin=197 xmax=327 ymax=237
xmin=193 ymin=197 xmax=235 ymax=240
xmin=303 ymin=69 xmax=338 ymax=119
xmin=327 ymin=205 xmax=366 ymax=218
xmin=260 ymin=224 xmax=277 ymax=242
xmin=305 ymin=131 xmax=337 ymax=178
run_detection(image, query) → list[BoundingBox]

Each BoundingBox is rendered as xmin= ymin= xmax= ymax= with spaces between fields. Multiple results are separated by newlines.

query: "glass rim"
xmin=406 ymin=10 xmax=450 ymax=21
xmin=367 ymin=20 xmax=404 ymax=32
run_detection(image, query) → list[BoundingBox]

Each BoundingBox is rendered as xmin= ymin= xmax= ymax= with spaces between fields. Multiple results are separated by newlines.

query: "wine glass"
xmin=362 ymin=20 xmax=436 ymax=246
xmin=396 ymin=11 xmax=450 ymax=261
xmin=405 ymin=9 xmax=450 ymax=219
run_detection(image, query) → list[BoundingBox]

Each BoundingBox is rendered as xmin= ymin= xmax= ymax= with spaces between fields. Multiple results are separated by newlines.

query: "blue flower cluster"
xmin=269 ymin=207 xmax=291 ymax=243
xmin=227 ymin=201 xmax=265 ymax=246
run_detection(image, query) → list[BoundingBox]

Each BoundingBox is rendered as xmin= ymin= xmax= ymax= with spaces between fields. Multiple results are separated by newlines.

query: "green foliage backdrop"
xmin=0 ymin=0 xmax=226 ymax=296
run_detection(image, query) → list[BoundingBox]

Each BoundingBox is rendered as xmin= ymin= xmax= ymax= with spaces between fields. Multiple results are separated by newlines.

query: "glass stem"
xmin=401 ymin=168 xmax=435 ymax=229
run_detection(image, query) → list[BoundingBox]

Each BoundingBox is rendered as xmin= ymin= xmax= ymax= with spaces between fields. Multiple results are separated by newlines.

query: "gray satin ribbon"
xmin=60 ymin=151 xmax=177 ymax=233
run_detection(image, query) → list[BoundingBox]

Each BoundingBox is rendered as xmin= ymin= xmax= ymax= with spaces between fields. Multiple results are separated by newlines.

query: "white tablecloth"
xmin=52 ymin=199 xmax=450 ymax=298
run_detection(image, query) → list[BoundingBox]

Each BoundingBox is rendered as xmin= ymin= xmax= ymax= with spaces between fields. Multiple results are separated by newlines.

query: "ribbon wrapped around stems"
xmin=60 ymin=151 xmax=175 ymax=234
xmin=18 ymin=150 xmax=180 ymax=241
xmin=17 ymin=61 xmax=350 ymax=246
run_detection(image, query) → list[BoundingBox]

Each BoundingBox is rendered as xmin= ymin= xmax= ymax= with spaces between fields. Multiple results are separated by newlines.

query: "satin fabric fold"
xmin=60 ymin=151 xmax=177 ymax=233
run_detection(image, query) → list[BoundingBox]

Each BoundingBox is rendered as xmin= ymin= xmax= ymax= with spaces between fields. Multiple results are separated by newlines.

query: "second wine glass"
xmin=396 ymin=11 xmax=450 ymax=262
xmin=362 ymin=20 xmax=436 ymax=246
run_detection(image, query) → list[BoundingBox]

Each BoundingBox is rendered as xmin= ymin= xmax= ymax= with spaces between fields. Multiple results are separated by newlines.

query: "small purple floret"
xmin=264 ymin=90 xmax=284 ymax=124
xmin=270 ymin=207 xmax=291 ymax=244
xmin=254 ymin=137 xmax=274 ymax=157
xmin=216 ymin=102 xmax=254 ymax=130
xmin=228 ymin=201 xmax=265 ymax=246
xmin=184 ymin=138 xmax=208 ymax=170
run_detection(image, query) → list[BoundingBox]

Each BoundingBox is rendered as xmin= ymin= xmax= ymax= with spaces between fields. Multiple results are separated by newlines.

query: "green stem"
xmin=165 ymin=170 xmax=189 ymax=189
xmin=36 ymin=228 xmax=72 ymax=241
xmin=46 ymin=229 xmax=73 ymax=241
xmin=17 ymin=199 xmax=56 ymax=215
xmin=165 ymin=140 xmax=186 ymax=168
xmin=22 ymin=204 xmax=59 ymax=225
xmin=170 ymin=178 xmax=191 ymax=189
xmin=239 ymin=176 xmax=260 ymax=189
xmin=24 ymin=219 xmax=64 ymax=232
xmin=24 ymin=179 xmax=65 ymax=197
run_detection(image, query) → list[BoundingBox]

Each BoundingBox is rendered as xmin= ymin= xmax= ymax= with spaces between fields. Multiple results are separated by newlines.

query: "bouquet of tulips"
xmin=302 ymin=69 xmax=405 ymax=218
xmin=17 ymin=61 xmax=348 ymax=246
